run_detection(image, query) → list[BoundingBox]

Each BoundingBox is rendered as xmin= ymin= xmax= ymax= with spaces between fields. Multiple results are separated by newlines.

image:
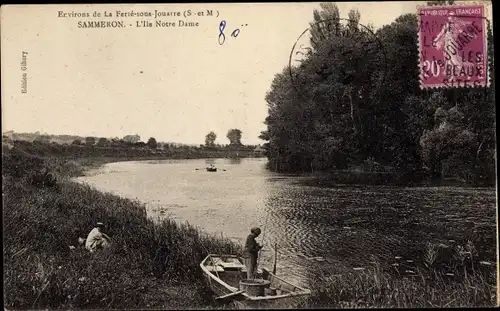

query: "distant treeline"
xmin=259 ymin=2 xmax=495 ymax=186
xmin=5 ymin=140 xmax=265 ymax=160
xmin=3 ymin=129 xmax=261 ymax=152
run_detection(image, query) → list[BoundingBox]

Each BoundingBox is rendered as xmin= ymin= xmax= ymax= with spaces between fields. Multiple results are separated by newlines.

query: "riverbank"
xmin=297 ymin=168 xmax=496 ymax=187
xmin=10 ymin=139 xmax=265 ymax=160
xmin=306 ymin=243 xmax=497 ymax=308
xmin=3 ymin=146 xmax=242 ymax=309
xmin=3 ymin=145 xmax=497 ymax=308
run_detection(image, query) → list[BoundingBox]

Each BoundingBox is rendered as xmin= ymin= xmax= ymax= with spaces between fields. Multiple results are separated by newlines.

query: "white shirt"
xmin=85 ymin=228 xmax=106 ymax=252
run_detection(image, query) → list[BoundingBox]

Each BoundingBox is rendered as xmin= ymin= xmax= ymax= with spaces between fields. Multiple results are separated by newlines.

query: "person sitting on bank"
xmin=243 ymin=227 xmax=263 ymax=279
xmin=85 ymin=222 xmax=112 ymax=253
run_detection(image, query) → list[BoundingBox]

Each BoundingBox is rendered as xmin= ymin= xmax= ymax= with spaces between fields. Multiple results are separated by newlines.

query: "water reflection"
xmin=204 ymin=159 xmax=217 ymax=165
xmin=228 ymin=157 xmax=242 ymax=165
xmin=75 ymin=158 xmax=496 ymax=286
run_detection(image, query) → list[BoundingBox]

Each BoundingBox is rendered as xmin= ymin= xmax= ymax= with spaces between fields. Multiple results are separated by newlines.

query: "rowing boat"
xmin=200 ymin=254 xmax=311 ymax=309
xmin=206 ymin=167 xmax=217 ymax=172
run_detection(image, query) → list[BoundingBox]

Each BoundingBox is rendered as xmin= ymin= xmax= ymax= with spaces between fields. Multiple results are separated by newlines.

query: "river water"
xmin=75 ymin=158 xmax=497 ymax=287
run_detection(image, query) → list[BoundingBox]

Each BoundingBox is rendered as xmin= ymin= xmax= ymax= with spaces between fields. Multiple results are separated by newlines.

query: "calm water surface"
xmin=75 ymin=158 xmax=497 ymax=286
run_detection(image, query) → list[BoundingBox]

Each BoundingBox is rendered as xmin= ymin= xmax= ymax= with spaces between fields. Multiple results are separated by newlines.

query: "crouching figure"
xmin=85 ymin=222 xmax=112 ymax=253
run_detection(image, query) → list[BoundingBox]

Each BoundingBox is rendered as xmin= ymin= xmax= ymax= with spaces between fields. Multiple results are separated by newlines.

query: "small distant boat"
xmin=206 ymin=167 xmax=218 ymax=172
xmin=200 ymin=254 xmax=311 ymax=309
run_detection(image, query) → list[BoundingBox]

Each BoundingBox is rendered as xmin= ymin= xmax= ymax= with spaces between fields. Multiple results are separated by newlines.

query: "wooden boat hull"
xmin=200 ymin=254 xmax=310 ymax=309
xmin=206 ymin=168 xmax=217 ymax=172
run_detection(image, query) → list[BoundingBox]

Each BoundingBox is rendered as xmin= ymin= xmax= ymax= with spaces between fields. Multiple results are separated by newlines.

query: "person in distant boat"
xmin=243 ymin=227 xmax=263 ymax=279
xmin=85 ymin=222 xmax=112 ymax=253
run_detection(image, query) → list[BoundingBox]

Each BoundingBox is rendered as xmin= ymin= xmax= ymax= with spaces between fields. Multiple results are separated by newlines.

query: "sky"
xmin=1 ymin=2 xmax=449 ymax=145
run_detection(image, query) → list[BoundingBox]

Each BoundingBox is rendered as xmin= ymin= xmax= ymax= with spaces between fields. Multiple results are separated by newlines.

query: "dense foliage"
xmin=4 ymin=140 xmax=264 ymax=162
xmin=227 ymin=129 xmax=243 ymax=146
xmin=260 ymin=2 xmax=495 ymax=185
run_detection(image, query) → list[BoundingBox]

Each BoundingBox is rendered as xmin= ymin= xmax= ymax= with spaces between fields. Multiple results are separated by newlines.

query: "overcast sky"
xmin=2 ymin=2 xmax=436 ymax=144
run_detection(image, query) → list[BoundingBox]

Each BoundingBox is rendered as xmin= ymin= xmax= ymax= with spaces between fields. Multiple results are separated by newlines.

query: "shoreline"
xmin=70 ymin=156 xmax=496 ymax=190
xmin=3 ymin=146 xmax=243 ymax=309
xmin=3 ymin=145 xmax=497 ymax=309
xmin=8 ymin=139 xmax=493 ymax=188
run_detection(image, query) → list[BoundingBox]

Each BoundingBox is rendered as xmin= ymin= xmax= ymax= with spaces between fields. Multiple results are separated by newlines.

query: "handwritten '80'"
xmin=218 ymin=20 xmax=243 ymax=45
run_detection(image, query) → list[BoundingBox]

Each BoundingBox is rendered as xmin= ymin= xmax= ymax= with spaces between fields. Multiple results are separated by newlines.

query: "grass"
xmin=306 ymin=242 xmax=497 ymax=308
xmin=3 ymin=144 xmax=497 ymax=309
xmin=3 ymin=145 xmax=242 ymax=309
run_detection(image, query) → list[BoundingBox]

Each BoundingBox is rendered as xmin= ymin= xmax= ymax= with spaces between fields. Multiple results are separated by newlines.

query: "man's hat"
xmin=251 ymin=227 xmax=261 ymax=234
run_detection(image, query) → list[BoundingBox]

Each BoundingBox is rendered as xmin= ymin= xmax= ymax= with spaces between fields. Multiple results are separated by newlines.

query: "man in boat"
xmin=243 ymin=227 xmax=263 ymax=279
xmin=85 ymin=222 xmax=112 ymax=253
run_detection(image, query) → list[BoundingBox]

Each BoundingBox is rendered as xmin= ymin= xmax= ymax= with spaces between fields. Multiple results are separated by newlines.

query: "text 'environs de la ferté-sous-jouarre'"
xmin=57 ymin=9 xmax=219 ymax=28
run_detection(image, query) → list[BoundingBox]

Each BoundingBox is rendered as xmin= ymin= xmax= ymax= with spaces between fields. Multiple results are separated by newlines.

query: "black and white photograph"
xmin=1 ymin=1 xmax=498 ymax=309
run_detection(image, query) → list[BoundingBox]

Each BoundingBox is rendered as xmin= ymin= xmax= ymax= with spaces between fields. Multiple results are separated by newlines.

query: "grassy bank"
xmin=306 ymin=241 xmax=497 ymax=308
xmin=3 ymin=146 xmax=242 ymax=309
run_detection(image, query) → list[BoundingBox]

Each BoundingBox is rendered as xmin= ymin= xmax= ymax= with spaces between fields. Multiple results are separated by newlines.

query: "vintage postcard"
xmin=1 ymin=1 xmax=497 ymax=309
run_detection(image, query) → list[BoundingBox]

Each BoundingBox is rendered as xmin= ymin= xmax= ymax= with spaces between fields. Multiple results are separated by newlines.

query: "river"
xmin=75 ymin=157 xmax=497 ymax=287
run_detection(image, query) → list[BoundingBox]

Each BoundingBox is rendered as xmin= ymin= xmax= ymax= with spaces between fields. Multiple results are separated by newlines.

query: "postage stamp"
xmin=418 ymin=3 xmax=490 ymax=89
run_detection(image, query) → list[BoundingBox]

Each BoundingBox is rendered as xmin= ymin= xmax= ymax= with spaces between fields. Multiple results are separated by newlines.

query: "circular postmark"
xmin=288 ymin=18 xmax=387 ymax=103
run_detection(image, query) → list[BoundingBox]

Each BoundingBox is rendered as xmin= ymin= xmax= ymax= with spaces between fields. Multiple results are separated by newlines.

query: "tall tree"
xmin=227 ymin=129 xmax=243 ymax=146
xmin=97 ymin=137 xmax=109 ymax=147
xmin=205 ymin=131 xmax=217 ymax=147
xmin=309 ymin=3 xmax=341 ymax=47
xmin=85 ymin=137 xmax=95 ymax=146
xmin=147 ymin=137 xmax=157 ymax=149
xmin=347 ymin=9 xmax=361 ymax=31
xmin=426 ymin=0 xmax=455 ymax=6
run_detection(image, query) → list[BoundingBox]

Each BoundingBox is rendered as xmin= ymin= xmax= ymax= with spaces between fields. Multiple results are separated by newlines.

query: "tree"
xmin=367 ymin=13 xmax=422 ymax=169
xmin=33 ymin=135 xmax=50 ymax=144
xmin=85 ymin=137 xmax=95 ymax=146
xmin=309 ymin=3 xmax=341 ymax=47
xmin=263 ymin=3 xmax=382 ymax=172
xmin=227 ymin=129 xmax=243 ymax=146
xmin=205 ymin=131 xmax=217 ymax=147
xmin=97 ymin=137 xmax=109 ymax=147
xmin=259 ymin=2 xmax=495 ymax=185
xmin=123 ymin=134 xmax=140 ymax=144
xmin=147 ymin=137 xmax=158 ymax=149
xmin=426 ymin=0 xmax=455 ymax=6
xmin=72 ymin=139 xmax=82 ymax=145
xmin=420 ymin=106 xmax=477 ymax=181
xmin=347 ymin=9 xmax=361 ymax=30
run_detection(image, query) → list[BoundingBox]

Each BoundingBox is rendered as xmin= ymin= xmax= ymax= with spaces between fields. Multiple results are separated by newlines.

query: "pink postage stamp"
xmin=418 ymin=3 xmax=489 ymax=89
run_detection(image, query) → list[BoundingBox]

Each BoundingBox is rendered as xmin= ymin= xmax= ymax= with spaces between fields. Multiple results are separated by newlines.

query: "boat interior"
xmin=203 ymin=254 xmax=303 ymax=297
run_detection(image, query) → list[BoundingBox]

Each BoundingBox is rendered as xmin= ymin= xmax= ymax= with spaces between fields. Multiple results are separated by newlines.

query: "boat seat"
xmin=206 ymin=266 xmax=225 ymax=272
xmin=219 ymin=262 xmax=245 ymax=269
